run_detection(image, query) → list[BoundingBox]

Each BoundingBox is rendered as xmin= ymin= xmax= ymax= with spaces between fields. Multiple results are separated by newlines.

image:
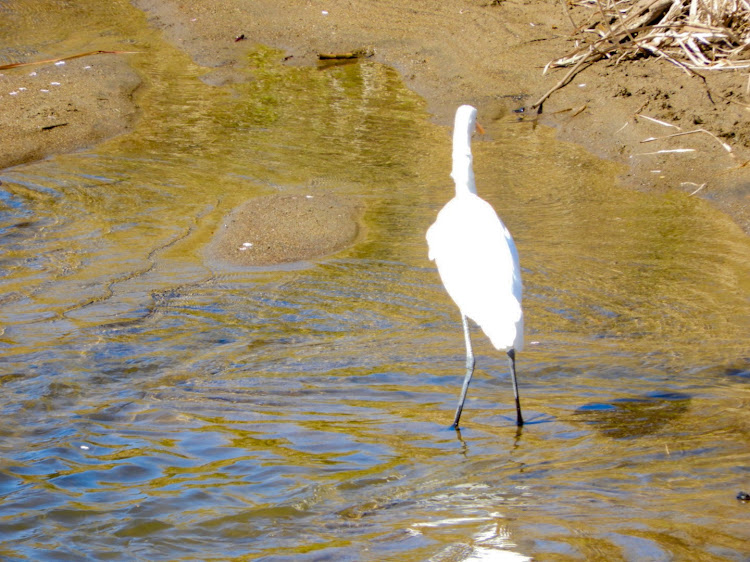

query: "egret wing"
xmin=427 ymin=195 xmax=523 ymax=351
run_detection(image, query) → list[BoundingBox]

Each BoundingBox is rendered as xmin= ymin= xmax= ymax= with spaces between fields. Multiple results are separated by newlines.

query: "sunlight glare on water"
xmin=1 ymin=1 xmax=749 ymax=560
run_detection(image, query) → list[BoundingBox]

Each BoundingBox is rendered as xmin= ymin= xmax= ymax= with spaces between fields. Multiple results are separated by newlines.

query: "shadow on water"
xmin=575 ymin=391 xmax=691 ymax=439
xmin=1 ymin=1 xmax=750 ymax=560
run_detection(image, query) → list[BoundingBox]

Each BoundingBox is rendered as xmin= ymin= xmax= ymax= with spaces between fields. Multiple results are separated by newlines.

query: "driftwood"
xmin=0 ymin=50 xmax=139 ymax=71
xmin=547 ymin=0 xmax=750 ymax=71
xmin=533 ymin=0 xmax=750 ymax=109
xmin=318 ymin=48 xmax=374 ymax=60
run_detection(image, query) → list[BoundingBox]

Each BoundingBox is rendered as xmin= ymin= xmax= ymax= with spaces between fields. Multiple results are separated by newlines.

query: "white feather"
xmin=426 ymin=105 xmax=523 ymax=352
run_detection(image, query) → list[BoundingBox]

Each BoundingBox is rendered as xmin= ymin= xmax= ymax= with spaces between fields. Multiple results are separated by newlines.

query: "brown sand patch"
xmin=207 ymin=193 xmax=362 ymax=266
xmin=0 ymin=54 xmax=140 ymax=170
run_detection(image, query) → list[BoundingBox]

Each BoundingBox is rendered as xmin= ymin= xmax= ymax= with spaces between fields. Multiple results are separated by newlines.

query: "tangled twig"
xmin=548 ymin=0 xmax=750 ymax=71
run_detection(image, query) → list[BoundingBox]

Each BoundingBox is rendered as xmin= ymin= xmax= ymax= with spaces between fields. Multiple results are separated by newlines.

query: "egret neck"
xmin=450 ymin=105 xmax=479 ymax=196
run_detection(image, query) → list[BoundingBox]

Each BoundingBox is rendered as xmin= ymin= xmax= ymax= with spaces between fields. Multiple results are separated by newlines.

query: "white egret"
xmin=426 ymin=105 xmax=524 ymax=428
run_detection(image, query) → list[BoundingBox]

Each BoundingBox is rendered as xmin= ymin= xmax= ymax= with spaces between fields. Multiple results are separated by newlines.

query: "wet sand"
xmin=207 ymin=193 xmax=362 ymax=267
xmin=0 ymin=53 xmax=140 ymax=170
xmin=3 ymin=0 xmax=748 ymax=265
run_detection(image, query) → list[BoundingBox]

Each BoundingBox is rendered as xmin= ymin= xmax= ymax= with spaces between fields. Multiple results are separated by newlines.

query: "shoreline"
xmin=4 ymin=0 xmax=748 ymax=235
xmin=132 ymin=0 xmax=750 ymax=233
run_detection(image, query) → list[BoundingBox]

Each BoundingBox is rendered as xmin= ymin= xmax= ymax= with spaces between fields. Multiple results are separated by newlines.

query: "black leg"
xmin=507 ymin=348 xmax=524 ymax=426
xmin=452 ymin=315 xmax=474 ymax=429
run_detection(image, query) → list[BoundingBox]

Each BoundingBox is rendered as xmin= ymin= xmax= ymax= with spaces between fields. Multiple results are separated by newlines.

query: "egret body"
xmin=426 ymin=105 xmax=524 ymax=428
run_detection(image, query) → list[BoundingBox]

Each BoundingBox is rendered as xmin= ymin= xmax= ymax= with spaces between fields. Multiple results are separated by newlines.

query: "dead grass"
xmin=550 ymin=0 xmax=750 ymax=71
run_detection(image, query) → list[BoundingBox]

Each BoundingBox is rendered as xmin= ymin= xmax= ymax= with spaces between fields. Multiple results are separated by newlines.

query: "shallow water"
xmin=1 ymin=2 xmax=749 ymax=560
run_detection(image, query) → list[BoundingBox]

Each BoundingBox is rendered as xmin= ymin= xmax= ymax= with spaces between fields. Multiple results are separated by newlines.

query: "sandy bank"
xmin=132 ymin=0 xmax=750 ymax=234
xmin=0 ymin=53 xmax=140 ymax=170
xmin=3 ymin=0 xmax=747 ymax=268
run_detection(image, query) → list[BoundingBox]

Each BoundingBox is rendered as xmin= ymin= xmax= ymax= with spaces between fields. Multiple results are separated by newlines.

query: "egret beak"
xmin=475 ymin=122 xmax=486 ymax=135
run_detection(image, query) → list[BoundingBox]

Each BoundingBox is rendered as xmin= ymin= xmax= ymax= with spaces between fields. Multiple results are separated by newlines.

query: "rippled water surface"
xmin=1 ymin=2 xmax=749 ymax=560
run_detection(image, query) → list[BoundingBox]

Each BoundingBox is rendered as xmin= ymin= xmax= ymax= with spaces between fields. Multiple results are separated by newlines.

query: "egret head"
xmin=450 ymin=105 xmax=482 ymax=195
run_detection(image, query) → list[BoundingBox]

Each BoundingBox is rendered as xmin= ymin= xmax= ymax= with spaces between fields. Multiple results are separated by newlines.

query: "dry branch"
xmin=547 ymin=0 xmax=750 ymax=70
xmin=0 ymin=50 xmax=139 ymax=71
